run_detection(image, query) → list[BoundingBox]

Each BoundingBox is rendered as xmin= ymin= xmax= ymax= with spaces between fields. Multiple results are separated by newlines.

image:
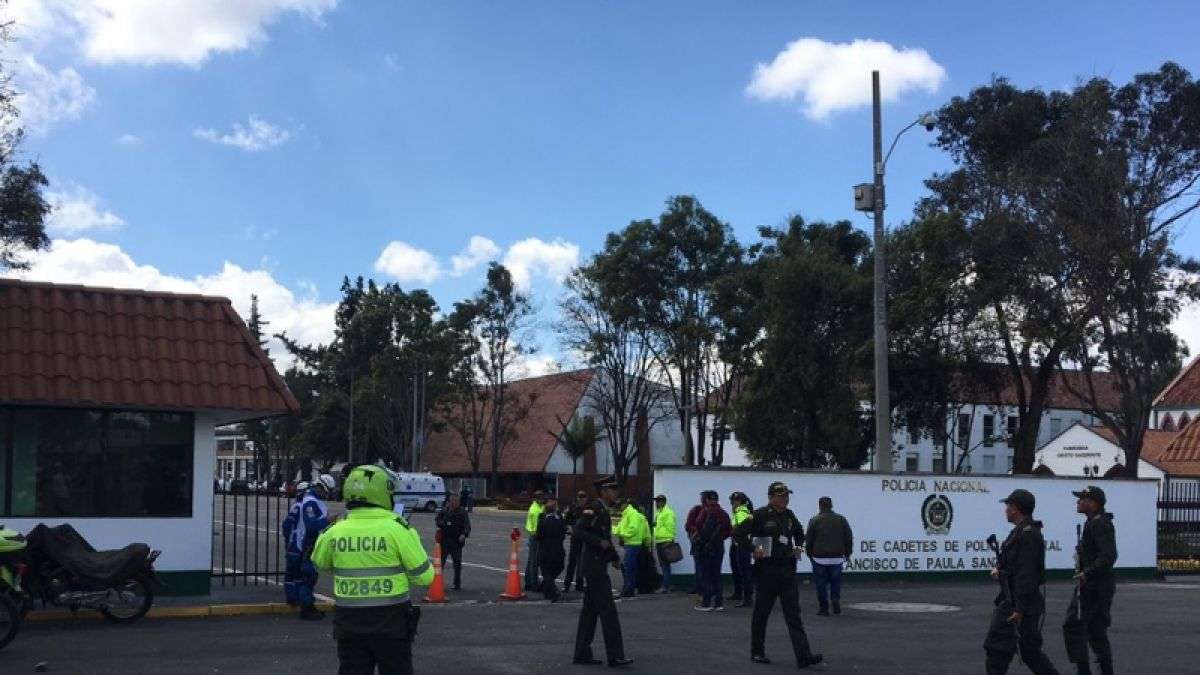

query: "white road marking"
xmin=213 ymin=567 xmax=335 ymax=604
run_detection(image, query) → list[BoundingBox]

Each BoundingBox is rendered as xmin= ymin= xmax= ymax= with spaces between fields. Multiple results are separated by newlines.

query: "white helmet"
xmin=295 ymin=481 xmax=311 ymax=493
xmin=316 ymin=474 xmax=336 ymax=492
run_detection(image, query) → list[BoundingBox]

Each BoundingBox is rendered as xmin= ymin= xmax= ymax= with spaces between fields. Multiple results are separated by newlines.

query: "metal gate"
xmin=1157 ymin=476 xmax=1200 ymax=574
xmin=212 ymin=490 xmax=289 ymax=586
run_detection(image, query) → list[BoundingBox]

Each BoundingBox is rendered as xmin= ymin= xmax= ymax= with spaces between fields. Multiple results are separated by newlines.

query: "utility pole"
xmin=348 ymin=370 xmax=355 ymax=466
xmin=871 ymin=70 xmax=893 ymax=473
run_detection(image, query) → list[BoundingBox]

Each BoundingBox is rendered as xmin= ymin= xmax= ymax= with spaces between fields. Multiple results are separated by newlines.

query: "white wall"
xmin=653 ymin=467 xmax=1157 ymax=576
xmin=6 ymin=414 xmax=215 ymax=574
xmin=1035 ymin=424 xmax=1166 ymax=482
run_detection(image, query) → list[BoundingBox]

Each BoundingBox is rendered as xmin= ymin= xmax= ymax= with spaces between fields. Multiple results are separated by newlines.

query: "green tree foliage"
xmin=730 ymin=218 xmax=873 ymax=469
xmin=0 ymin=19 xmax=51 ymax=270
xmin=242 ymin=295 xmax=273 ymax=479
xmin=920 ymin=63 xmax=1200 ymax=474
xmin=589 ymin=196 xmax=743 ymax=465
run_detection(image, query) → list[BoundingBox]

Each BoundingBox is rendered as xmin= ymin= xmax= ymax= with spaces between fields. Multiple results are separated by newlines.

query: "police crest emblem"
xmin=921 ymin=494 xmax=953 ymax=535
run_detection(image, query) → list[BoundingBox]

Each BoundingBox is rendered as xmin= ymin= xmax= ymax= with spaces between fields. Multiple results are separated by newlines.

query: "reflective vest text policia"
xmin=313 ymin=506 xmax=434 ymax=612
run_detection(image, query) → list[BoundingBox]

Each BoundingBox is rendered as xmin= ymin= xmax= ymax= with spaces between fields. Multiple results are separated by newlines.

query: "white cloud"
xmin=44 ymin=185 xmax=125 ymax=235
xmin=501 ymin=238 xmax=580 ymax=292
xmin=194 ymin=116 xmax=290 ymax=151
xmin=383 ymin=53 xmax=402 ymax=72
xmin=515 ymin=354 xmax=560 ymax=379
xmin=746 ymin=37 xmax=946 ymax=120
xmin=116 ymin=133 xmax=142 ymax=145
xmin=17 ymin=0 xmax=339 ymax=67
xmin=11 ymin=54 xmax=96 ymax=134
xmin=1173 ymin=300 xmax=1200 ymax=361
xmin=373 ymin=241 xmax=442 ymax=284
xmin=450 ymin=236 xmax=500 ymax=276
xmin=5 ymin=237 xmax=337 ymax=367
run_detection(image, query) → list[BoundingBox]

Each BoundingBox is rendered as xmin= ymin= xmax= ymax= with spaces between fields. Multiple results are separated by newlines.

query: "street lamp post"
xmin=854 ymin=70 xmax=936 ymax=473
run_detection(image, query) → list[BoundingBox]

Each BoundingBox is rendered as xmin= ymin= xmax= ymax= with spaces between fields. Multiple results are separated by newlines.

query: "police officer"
xmin=728 ymin=491 xmax=754 ymax=608
xmin=572 ymin=475 xmax=633 ymax=668
xmin=435 ymin=493 xmax=471 ymax=590
xmin=312 ymin=465 xmax=435 ymax=675
xmin=1068 ymin=486 xmax=1117 ymax=675
xmin=733 ymin=481 xmax=823 ymax=669
xmin=563 ymin=490 xmax=588 ymax=593
xmin=985 ymin=489 xmax=1058 ymax=675
xmin=282 ymin=476 xmax=332 ymax=620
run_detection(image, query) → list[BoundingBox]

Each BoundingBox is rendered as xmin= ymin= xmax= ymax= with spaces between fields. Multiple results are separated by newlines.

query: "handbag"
xmin=658 ymin=541 xmax=684 ymax=564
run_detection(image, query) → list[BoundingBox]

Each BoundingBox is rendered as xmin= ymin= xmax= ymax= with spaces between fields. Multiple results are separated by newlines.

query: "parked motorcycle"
xmin=20 ymin=524 xmax=161 ymax=624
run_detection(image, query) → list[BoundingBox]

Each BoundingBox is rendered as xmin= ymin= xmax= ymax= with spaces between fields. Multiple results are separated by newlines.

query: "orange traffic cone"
xmin=425 ymin=541 xmax=446 ymax=603
xmin=498 ymin=532 xmax=527 ymax=601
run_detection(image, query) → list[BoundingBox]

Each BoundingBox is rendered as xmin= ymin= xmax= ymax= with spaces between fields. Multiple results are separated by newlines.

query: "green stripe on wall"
xmin=664 ymin=567 xmax=1159 ymax=590
xmin=156 ymin=570 xmax=210 ymax=596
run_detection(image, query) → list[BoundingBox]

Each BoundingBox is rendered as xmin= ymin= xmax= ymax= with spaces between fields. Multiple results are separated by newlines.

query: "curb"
xmin=25 ymin=601 xmax=335 ymax=623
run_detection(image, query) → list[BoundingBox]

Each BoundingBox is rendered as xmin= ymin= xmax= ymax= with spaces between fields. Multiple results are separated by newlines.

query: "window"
xmin=932 ymin=455 xmax=946 ymax=473
xmin=957 ymin=414 xmax=971 ymax=449
xmin=1050 ymin=418 xmax=1062 ymax=437
xmin=1008 ymin=416 xmax=1019 ymax=447
xmin=1 ymin=407 xmax=193 ymax=517
xmin=982 ymin=455 xmax=996 ymax=473
xmin=983 ymin=415 xmax=995 ymax=447
xmin=1007 ymin=456 xmax=1014 ymax=472
xmin=906 ymin=453 xmax=920 ymax=472
xmin=1180 ymin=413 xmax=1192 ymax=429
xmin=1163 ymin=413 xmax=1176 ymax=431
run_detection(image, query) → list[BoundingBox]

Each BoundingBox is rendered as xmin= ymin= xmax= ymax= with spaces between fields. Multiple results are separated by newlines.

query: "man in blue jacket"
xmin=282 ymin=475 xmax=333 ymax=620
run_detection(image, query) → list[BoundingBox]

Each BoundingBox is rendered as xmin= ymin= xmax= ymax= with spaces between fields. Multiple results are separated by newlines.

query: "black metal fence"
xmin=1157 ymin=476 xmax=1200 ymax=574
xmin=211 ymin=491 xmax=289 ymax=586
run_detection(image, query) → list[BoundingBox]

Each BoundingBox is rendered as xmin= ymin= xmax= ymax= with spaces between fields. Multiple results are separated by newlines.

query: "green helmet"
xmin=342 ymin=465 xmax=395 ymax=510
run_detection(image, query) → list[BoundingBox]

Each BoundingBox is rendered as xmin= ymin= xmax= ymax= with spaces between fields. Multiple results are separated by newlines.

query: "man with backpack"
xmin=690 ymin=490 xmax=732 ymax=612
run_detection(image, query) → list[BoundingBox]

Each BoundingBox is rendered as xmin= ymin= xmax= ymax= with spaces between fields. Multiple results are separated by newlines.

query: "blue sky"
xmin=8 ymin=1 xmax=1200 ymax=369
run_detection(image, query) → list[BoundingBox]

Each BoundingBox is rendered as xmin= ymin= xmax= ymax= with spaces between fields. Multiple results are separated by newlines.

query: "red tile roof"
xmin=423 ymin=369 xmax=594 ymax=474
xmin=1154 ymin=418 xmax=1200 ymax=476
xmin=1154 ymin=356 xmax=1200 ymax=408
xmin=1090 ymin=426 xmax=1180 ymax=468
xmin=0 ymin=279 xmax=299 ymax=419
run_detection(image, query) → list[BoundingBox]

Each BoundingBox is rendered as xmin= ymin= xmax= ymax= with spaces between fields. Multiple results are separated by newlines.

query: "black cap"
xmin=654 ymin=494 xmax=667 ymax=501
xmin=768 ymin=481 xmax=793 ymax=497
xmin=1072 ymin=485 xmax=1106 ymax=506
xmin=730 ymin=491 xmax=747 ymax=502
xmin=702 ymin=489 xmax=719 ymax=501
xmin=1000 ymin=489 xmax=1036 ymax=514
xmin=594 ymin=475 xmax=618 ymax=490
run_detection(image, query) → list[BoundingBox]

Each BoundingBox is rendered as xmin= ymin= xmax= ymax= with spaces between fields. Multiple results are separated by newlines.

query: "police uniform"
xmin=732 ymin=482 xmax=822 ymax=668
xmin=563 ymin=493 xmax=588 ymax=592
xmin=312 ymin=465 xmax=435 ymax=675
xmin=984 ymin=490 xmax=1058 ymax=675
xmin=1067 ymin=486 xmax=1117 ymax=675
xmin=572 ymin=476 xmax=631 ymax=667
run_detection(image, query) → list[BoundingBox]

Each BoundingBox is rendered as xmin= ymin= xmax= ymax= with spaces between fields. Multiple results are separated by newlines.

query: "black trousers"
xmin=441 ymin=544 xmax=463 ymax=588
xmin=564 ymin=536 xmax=583 ymax=588
xmin=336 ymin=636 xmax=412 ymax=675
xmin=542 ymin=558 xmax=564 ymax=601
xmin=574 ymin=570 xmax=625 ymax=662
xmin=1073 ymin=582 xmax=1115 ymax=674
xmin=984 ymin=605 xmax=1059 ymax=675
xmin=751 ymin=563 xmax=815 ymax=665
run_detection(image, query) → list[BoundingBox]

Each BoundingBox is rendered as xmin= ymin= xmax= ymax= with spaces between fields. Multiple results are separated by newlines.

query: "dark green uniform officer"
xmin=572 ymin=475 xmax=633 ymax=668
xmin=733 ymin=481 xmax=823 ymax=669
xmin=984 ymin=489 xmax=1058 ymax=675
xmin=1066 ymin=486 xmax=1117 ymax=675
xmin=312 ymin=465 xmax=435 ymax=675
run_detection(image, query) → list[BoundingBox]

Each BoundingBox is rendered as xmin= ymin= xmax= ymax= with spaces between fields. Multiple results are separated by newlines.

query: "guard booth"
xmin=0 ymin=280 xmax=298 ymax=595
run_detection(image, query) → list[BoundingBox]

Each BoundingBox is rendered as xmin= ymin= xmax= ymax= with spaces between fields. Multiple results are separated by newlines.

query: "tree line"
xmin=4 ymin=56 xmax=1197 ymax=481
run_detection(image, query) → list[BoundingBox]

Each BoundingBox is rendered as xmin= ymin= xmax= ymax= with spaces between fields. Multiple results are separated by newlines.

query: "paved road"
xmin=9 ymin=579 xmax=1200 ymax=673
xmin=212 ymin=496 xmax=572 ymax=603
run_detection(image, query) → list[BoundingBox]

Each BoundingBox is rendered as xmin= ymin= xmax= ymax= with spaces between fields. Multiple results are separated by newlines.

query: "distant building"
xmin=1151 ymin=356 xmax=1200 ymax=431
xmin=422 ymin=368 xmax=687 ymax=498
xmin=1033 ymin=422 xmax=1178 ymax=481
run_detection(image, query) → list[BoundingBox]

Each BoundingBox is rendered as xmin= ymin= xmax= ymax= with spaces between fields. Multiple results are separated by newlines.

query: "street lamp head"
xmin=917 ymin=112 xmax=937 ymax=132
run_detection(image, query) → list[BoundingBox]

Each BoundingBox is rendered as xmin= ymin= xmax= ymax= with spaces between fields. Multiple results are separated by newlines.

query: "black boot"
xmin=816 ymin=605 xmax=830 ymax=617
xmin=298 ymin=604 xmax=325 ymax=621
xmin=832 ymin=600 xmax=841 ymax=615
xmin=798 ymin=654 xmax=824 ymax=669
xmin=1098 ymin=657 xmax=1114 ymax=675
xmin=738 ymin=591 xmax=753 ymax=608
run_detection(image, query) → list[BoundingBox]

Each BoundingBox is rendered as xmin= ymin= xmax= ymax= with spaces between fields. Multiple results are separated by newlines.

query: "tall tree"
xmin=440 ymin=264 xmax=538 ymax=493
xmin=560 ymin=268 xmax=671 ymax=485
xmin=243 ymin=295 xmax=274 ymax=480
xmin=1046 ymin=64 xmax=1200 ymax=476
xmin=0 ymin=17 xmax=51 ymax=270
xmin=590 ymin=196 xmax=743 ymax=465
xmin=730 ymin=218 xmax=873 ymax=469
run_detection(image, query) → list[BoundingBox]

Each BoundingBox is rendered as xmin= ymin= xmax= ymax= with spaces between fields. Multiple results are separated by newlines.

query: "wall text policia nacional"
xmin=880 ymin=478 xmax=990 ymax=494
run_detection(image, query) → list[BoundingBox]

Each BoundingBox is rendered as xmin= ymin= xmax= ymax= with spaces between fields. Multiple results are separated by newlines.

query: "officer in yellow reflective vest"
xmin=313 ymin=465 xmax=435 ymax=675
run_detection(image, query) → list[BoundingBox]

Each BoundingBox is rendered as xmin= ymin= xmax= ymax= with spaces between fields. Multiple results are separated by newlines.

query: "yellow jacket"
xmin=525 ymin=501 xmax=544 ymax=535
xmin=312 ymin=507 xmax=434 ymax=608
xmin=653 ymin=504 xmax=676 ymax=544
xmin=615 ymin=504 xmax=651 ymax=547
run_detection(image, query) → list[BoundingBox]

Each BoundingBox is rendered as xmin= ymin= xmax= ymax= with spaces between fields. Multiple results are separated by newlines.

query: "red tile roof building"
xmin=0 ymin=279 xmax=298 ymax=420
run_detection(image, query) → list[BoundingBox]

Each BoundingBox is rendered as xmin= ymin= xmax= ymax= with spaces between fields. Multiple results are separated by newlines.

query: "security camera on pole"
xmin=852 ymin=70 xmax=936 ymax=473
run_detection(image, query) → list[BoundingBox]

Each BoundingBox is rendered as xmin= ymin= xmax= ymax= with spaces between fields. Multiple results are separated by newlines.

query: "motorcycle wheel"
xmin=99 ymin=575 xmax=154 ymax=623
xmin=0 ymin=593 xmax=19 ymax=651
